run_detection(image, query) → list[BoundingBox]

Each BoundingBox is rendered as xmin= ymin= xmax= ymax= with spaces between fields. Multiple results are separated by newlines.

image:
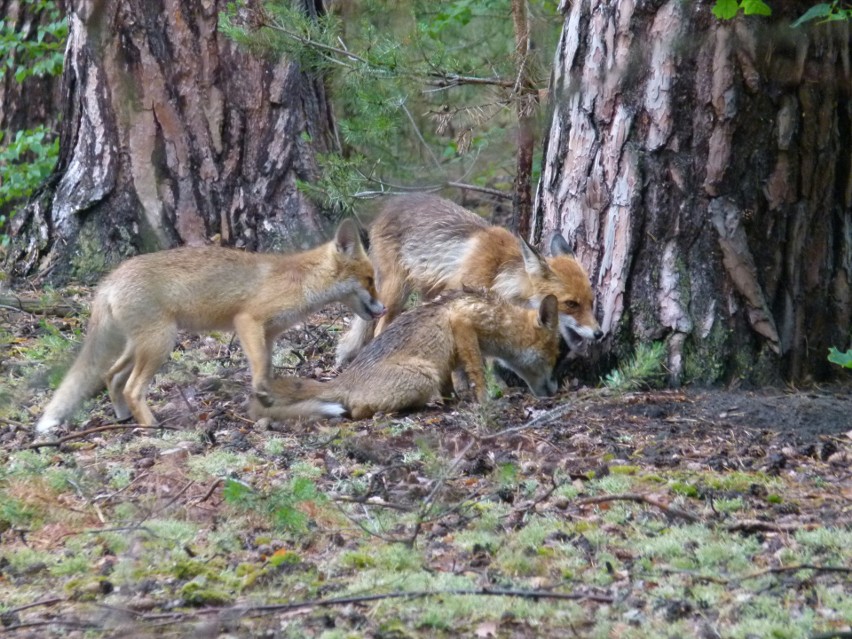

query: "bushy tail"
xmin=249 ymin=377 xmax=346 ymax=421
xmin=35 ymin=299 xmax=123 ymax=435
xmin=335 ymin=316 xmax=375 ymax=367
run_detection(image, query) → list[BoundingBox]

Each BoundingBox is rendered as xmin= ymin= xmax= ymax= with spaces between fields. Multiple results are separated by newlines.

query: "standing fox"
xmin=250 ymin=289 xmax=561 ymax=421
xmin=335 ymin=194 xmax=602 ymax=367
xmin=35 ymin=219 xmax=385 ymax=435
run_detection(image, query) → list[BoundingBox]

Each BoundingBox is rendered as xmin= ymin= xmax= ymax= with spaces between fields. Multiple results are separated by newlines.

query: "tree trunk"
xmin=6 ymin=0 xmax=337 ymax=285
xmin=533 ymin=0 xmax=851 ymax=384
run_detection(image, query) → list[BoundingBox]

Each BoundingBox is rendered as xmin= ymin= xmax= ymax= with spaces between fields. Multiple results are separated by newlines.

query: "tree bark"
xmin=6 ymin=0 xmax=337 ymax=285
xmin=511 ymin=0 xmax=535 ymax=239
xmin=533 ymin=0 xmax=851 ymax=383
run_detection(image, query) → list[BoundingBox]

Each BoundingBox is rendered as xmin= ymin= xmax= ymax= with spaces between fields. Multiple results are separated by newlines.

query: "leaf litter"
xmin=0 ymin=293 xmax=850 ymax=638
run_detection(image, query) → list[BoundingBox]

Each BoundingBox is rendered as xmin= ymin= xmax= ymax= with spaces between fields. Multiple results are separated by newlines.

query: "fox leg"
xmin=122 ymin=331 xmax=174 ymax=426
xmin=105 ymin=343 xmax=135 ymax=421
xmin=233 ymin=314 xmax=272 ymax=395
xmin=449 ymin=318 xmax=488 ymax=403
xmin=335 ymin=316 xmax=375 ymax=367
xmin=374 ymin=268 xmax=411 ymax=336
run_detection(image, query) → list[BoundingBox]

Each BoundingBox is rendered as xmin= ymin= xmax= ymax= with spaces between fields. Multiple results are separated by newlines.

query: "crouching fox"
xmin=35 ymin=219 xmax=385 ymax=434
xmin=336 ymin=193 xmax=603 ymax=367
xmin=250 ymin=289 xmax=561 ymax=422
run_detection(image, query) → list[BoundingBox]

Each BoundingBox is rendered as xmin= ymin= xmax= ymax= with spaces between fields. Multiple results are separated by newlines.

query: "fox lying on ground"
xmin=335 ymin=194 xmax=602 ymax=367
xmin=35 ymin=219 xmax=385 ymax=435
xmin=250 ymin=289 xmax=561 ymax=421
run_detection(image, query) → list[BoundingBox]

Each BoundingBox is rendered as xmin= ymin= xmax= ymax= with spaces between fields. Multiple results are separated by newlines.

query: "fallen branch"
xmin=726 ymin=519 xmax=813 ymax=534
xmin=741 ymin=564 xmax=852 ymax=580
xmin=190 ymin=478 xmax=224 ymax=506
xmin=27 ymin=423 xmax=179 ymax=450
xmin=575 ymin=493 xmax=701 ymax=523
xmin=234 ymin=588 xmax=615 ymax=616
xmin=0 ymin=293 xmax=83 ymax=317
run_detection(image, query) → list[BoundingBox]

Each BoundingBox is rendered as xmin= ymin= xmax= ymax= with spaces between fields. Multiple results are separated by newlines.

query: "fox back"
xmin=252 ymin=290 xmax=561 ymax=421
xmin=336 ymin=194 xmax=601 ymax=366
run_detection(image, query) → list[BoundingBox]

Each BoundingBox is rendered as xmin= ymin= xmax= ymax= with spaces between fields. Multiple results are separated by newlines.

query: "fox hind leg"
xmin=122 ymin=330 xmax=175 ymax=426
xmin=105 ymin=343 xmax=135 ymax=422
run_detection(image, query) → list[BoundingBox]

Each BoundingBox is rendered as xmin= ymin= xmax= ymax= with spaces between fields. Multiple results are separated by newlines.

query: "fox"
xmin=335 ymin=193 xmax=603 ymax=367
xmin=250 ymin=289 xmax=561 ymax=422
xmin=35 ymin=219 xmax=385 ymax=435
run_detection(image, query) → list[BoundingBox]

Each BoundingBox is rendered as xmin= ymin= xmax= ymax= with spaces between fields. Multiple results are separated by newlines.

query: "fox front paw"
xmin=252 ymin=389 xmax=273 ymax=408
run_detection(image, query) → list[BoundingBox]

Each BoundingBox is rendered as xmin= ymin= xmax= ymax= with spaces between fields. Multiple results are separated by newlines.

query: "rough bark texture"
xmin=533 ymin=0 xmax=851 ymax=383
xmin=6 ymin=0 xmax=336 ymax=285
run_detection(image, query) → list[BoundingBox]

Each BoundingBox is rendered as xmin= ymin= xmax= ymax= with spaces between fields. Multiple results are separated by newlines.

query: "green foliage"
xmin=0 ymin=2 xmax=67 ymax=82
xmin=711 ymin=0 xmax=851 ymax=25
xmin=793 ymin=2 xmax=852 ymax=26
xmin=0 ymin=1 xmax=67 ymax=243
xmin=827 ymin=346 xmax=852 ymax=369
xmin=223 ymin=476 xmax=326 ymax=536
xmin=221 ymin=0 xmax=560 ymax=211
xmin=603 ymin=341 xmax=667 ymax=391
xmin=712 ymin=0 xmax=771 ymax=19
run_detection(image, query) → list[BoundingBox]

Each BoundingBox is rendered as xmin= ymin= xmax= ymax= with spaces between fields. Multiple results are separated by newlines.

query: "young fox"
xmin=250 ymin=289 xmax=561 ymax=421
xmin=35 ymin=219 xmax=385 ymax=434
xmin=335 ymin=194 xmax=602 ymax=367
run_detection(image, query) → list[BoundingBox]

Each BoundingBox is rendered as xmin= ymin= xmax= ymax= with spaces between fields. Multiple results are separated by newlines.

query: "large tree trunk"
xmin=533 ymin=0 xmax=851 ymax=383
xmin=6 ymin=0 xmax=336 ymax=284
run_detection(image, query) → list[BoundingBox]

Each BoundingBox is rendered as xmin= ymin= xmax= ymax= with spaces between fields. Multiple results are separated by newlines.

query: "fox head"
xmin=519 ymin=234 xmax=603 ymax=350
xmin=333 ymin=219 xmax=386 ymax=321
xmin=497 ymin=293 xmax=561 ymax=397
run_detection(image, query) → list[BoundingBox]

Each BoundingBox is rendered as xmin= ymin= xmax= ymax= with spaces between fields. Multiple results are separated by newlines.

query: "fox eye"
xmin=366 ymin=277 xmax=375 ymax=289
xmin=563 ymin=300 xmax=579 ymax=311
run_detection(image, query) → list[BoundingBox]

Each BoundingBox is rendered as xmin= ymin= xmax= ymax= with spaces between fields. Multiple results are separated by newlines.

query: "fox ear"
xmin=550 ymin=232 xmax=574 ymax=257
xmin=334 ymin=218 xmax=364 ymax=256
xmin=539 ymin=294 xmax=559 ymax=330
xmin=519 ymin=236 xmax=551 ymax=278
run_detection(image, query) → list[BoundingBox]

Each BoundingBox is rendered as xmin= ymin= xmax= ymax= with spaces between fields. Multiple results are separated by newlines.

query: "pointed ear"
xmin=550 ymin=232 xmax=574 ymax=257
xmin=539 ymin=294 xmax=559 ymax=331
xmin=519 ymin=236 xmax=550 ymax=278
xmin=334 ymin=218 xmax=364 ymax=256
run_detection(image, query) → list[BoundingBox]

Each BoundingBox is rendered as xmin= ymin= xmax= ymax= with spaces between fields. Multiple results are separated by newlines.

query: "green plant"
xmin=223 ymin=476 xmax=327 ymax=536
xmin=827 ymin=346 xmax=852 ymax=369
xmin=0 ymin=1 xmax=67 ymax=242
xmin=221 ymin=0 xmax=560 ymax=210
xmin=711 ymin=0 xmax=771 ymax=19
xmin=711 ymin=0 xmax=852 ymax=26
xmin=603 ymin=341 xmax=667 ymax=391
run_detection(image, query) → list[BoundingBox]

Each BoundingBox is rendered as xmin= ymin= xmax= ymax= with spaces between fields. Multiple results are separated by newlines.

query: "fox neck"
xmin=491 ymin=265 xmax=537 ymax=308
xmin=270 ymin=241 xmax=355 ymax=312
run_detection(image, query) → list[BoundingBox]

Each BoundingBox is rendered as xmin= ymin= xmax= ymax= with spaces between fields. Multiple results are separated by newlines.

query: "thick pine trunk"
xmin=6 ymin=0 xmax=336 ymax=284
xmin=533 ymin=0 xmax=851 ymax=383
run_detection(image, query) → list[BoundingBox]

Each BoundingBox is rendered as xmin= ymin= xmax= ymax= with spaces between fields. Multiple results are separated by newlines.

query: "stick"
xmin=575 ymin=493 xmax=700 ymax=523
xmin=27 ymin=423 xmax=179 ymax=450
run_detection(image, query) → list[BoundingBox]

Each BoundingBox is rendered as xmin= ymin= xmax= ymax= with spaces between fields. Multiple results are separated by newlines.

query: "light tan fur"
xmin=335 ymin=194 xmax=602 ymax=367
xmin=35 ymin=219 xmax=384 ymax=434
xmin=251 ymin=290 xmax=561 ymax=421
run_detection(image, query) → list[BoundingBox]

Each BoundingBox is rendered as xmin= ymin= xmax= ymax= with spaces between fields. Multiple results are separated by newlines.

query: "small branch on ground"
xmin=27 ymin=423 xmax=179 ymax=450
xmin=0 ymin=294 xmax=83 ymax=317
xmin=575 ymin=493 xmax=701 ymax=523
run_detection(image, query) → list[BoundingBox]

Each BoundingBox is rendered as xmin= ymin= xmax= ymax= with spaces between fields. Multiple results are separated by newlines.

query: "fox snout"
xmin=531 ymin=376 xmax=559 ymax=398
xmin=353 ymin=295 xmax=386 ymax=321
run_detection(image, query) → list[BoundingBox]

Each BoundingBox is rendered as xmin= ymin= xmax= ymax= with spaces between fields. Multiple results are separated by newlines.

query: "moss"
xmin=683 ymin=319 xmax=731 ymax=384
xmin=180 ymin=580 xmax=232 ymax=607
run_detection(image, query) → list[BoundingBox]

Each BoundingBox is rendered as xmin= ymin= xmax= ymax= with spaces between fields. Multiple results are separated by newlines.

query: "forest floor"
xmin=0 ymin=289 xmax=850 ymax=639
